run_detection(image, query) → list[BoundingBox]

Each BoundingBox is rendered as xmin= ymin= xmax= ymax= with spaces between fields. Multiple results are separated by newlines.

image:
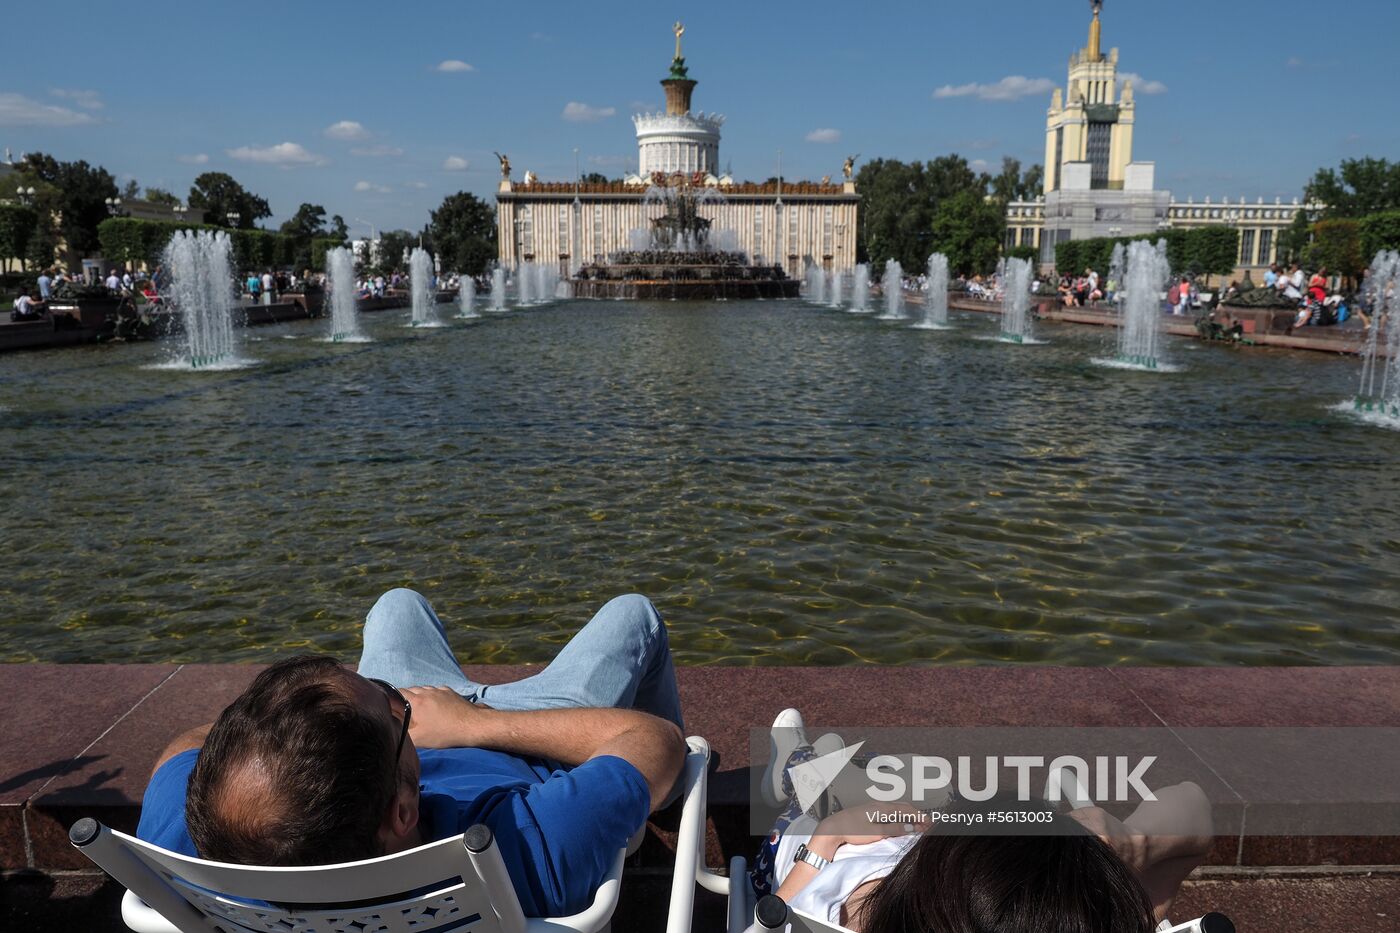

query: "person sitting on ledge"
xmin=136 ymin=589 xmax=687 ymax=918
xmin=11 ymin=288 xmax=46 ymax=321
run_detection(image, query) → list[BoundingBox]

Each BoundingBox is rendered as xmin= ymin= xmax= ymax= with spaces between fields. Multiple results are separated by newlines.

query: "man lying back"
xmin=137 ymin=589 xmax=687 ymax=917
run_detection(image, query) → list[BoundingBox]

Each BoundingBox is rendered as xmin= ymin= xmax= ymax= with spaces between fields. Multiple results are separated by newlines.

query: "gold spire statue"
xmin=673 ymin=21 xmax=684 ymax=60
xmin=1087 ymin=1 xmax=1103 ymax=61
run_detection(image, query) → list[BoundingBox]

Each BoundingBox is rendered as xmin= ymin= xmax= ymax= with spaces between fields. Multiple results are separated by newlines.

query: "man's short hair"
xmin=186 ymin=655 xmax=399 ymax=866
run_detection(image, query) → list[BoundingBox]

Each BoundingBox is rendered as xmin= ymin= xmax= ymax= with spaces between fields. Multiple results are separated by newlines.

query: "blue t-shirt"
xmin=136 ymin=747 xmax=648 ymax=918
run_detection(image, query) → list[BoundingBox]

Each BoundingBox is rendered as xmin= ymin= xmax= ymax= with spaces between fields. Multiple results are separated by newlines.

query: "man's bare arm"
xmin=404 ymin=687 xmax=686 ymax=811
xmin=151 ymin=724 xmax=212 ymax=778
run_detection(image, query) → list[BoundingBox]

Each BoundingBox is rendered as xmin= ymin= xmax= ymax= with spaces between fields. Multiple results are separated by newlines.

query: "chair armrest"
xmin=524 ymin=846 xmax=626 ymax=933
xmin=121 ymin=890 xmax=184 ymax=933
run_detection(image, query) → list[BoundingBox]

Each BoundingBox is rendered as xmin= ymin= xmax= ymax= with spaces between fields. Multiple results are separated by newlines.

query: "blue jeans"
xmin=357 ymin=589 xmax=684 ymax=731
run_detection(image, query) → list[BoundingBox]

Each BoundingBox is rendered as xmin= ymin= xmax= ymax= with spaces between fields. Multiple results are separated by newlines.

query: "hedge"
xmin=0 ymin=203 xmax=38 ymax=268
xmin=1054 ymin=226 xmax=1239 ymax=282
xmin=97 ymin=217 xmax=301 ymax=271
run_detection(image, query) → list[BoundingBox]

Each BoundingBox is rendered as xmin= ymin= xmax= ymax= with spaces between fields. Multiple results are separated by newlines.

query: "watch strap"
xmin=794 ymin=842 xmax=831 ymax=871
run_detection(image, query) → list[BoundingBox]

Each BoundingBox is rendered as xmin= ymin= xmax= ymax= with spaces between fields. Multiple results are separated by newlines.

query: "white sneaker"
xmin=762 ymin=708 xmax=807 ymax=807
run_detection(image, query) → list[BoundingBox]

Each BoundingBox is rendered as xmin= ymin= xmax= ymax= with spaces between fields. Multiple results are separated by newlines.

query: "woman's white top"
xmin=771 ymin=816 xmax=920 ymax=928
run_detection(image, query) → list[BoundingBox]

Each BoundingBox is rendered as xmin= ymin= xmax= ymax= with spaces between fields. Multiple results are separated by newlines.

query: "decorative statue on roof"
xmin=494 ymin=152 xmax=511 ymax=179
xmin=669 ymin=21 xmax=689 ymax=78
xmin=843 ymin=154 xmax=860 ymax=180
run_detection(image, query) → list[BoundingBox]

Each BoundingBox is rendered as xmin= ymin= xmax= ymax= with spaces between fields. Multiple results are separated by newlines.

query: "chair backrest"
xmin=71 ymin=818 xmax=528 ymax=933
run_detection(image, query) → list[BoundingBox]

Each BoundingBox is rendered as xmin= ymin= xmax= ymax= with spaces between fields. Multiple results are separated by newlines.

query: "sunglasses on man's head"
xmin=368 ymin=678 xmax=412 ymax=765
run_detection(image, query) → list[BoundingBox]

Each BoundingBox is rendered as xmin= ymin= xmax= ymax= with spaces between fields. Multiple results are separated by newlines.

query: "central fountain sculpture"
xmin=572 ymin=173 xmax=799 ymax=300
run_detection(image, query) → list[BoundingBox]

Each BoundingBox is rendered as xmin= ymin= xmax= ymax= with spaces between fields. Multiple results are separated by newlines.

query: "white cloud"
xmin=805 ymin=128 xmax=841 ymax=144
xmin=563 ymin=101 xmax=616 ymax=123
xmin=1118 ymin=72 xmax=1168 ymax=95
xmin=354 ymin=180 xmax=391 ymax=193
xmin=970 ymin=158 xmax=991 ymax=172
xmin=933 ymin=76 xmax=1055 ymax=102
xmin=325 ymin=120 xmax=370 ymax=140
xmin=178 ymin=153 xmax=210 ymax=165
xmin=226 ymin=142 xmax=328 ymax=167
xmin=442 ymin=156 xmax=469 ymax=171
xmin=49 ymin=88 xmax=103 ymax=110
xmin=350 ymin=144 xmax=404 ymax=158
xmin=404 ymin=181 xmax=429 ymax=189
xmin=0 ymin=92 xmax=96 ymax=127
xmin=435 ymin=60 xmax=475 ymax=73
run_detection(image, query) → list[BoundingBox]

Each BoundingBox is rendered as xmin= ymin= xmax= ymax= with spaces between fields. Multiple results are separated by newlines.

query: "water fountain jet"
xmin=162 ymin=229 xmax=239 ymax=368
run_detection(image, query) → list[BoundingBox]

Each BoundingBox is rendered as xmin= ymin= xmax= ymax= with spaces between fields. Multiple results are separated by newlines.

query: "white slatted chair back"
xmin=71 ymin=818 xmax=623 ymax=933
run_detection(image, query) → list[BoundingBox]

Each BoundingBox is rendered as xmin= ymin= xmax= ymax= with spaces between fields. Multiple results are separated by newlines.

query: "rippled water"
xmin=2 ymin=301 xmax=1398 ymax=665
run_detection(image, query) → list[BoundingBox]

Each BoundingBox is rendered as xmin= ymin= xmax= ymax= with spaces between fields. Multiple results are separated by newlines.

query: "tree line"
xmin=1 ymin=152 xmax=498 ymax=278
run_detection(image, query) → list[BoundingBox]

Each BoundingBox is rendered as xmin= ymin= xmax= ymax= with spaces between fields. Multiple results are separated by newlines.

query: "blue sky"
xmin=3 ymin=0 xmax=1396 ymax=232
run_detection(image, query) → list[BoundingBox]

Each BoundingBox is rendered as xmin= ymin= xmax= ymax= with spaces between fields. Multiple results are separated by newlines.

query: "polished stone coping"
xmin=3 ymin=664 xmax=1399 ymax=873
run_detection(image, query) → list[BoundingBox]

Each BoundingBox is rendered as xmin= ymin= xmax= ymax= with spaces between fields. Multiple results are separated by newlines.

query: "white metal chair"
xmin=70 ymin=737 xmax=715 ymax=933
xmin=683 ymin=741 xmax=1236 ymax=933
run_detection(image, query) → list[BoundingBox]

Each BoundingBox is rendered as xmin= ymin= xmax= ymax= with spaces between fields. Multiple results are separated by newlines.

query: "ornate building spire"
xmin=1087 ymin=0 xmax=1103 ymax=61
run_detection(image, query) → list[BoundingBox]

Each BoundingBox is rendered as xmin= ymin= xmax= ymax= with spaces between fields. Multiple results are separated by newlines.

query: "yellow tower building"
xmin=1043 ymin=0 xmax=1136 ymax=193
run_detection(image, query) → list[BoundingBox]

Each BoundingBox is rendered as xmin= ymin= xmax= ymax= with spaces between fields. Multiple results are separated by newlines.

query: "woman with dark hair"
xmin=756 ymin=711 xmax=1214 ymax=932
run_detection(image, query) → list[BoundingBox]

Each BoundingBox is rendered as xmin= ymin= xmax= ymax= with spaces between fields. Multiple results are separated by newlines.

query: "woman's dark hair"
xmin=186 ymin=655 xmax=399 ymax=866
xmin=855 ymin=796 xmax=1156 ymax=933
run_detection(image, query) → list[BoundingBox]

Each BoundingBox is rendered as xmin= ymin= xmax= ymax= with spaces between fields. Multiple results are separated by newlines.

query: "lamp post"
xmin=173 ymin=203 xmax=189 ymax=225
xmin=226 ymin=211 xmax=241 ymax=228
xmin=17 ymin=186 xmax=36 ymax=206
xmin=104 ymin=197 xmax=124 ymax=216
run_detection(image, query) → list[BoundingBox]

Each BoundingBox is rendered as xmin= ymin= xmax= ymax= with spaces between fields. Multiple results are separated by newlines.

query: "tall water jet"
xmin=828 ymin=270 xmax=844 ymax=309
xmin=409 ymin=247 xmax=437 ymax=326
xmin=1356 ymin=249 xmax=1400 ymax=419
xmin=489 ymin=267 xmax=506 ymax=311
xmin=879 ymin=260 xmax=904 ymax=319
xmin=163 ymin=229 xmax=238 ymax=368
xmin=850 ymin=263 xmax=871 ymax=312
xmin=458 ymin=276 xmax=478 ymax=318
xmin=1108 ymin=242 xmax=1126 ymax=305
xmin=517 ymin=262 xmax=533 ymax=306
xmin=1115 ymin=239 xmax=1171 ymax=368
xmin=998 ymin=257 xmax=1035 ymax=342
xmin=915 ymin=253 xmax=950 ymax=329
xmin=325 ymin=246 xmax=362 ymax=341
xmin=806 ymin=265 xmax=827 ymax=304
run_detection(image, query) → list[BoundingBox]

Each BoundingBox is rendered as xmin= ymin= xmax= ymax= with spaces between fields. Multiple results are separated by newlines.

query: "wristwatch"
xmin=793 ymin=843 xmax=831 ymax=872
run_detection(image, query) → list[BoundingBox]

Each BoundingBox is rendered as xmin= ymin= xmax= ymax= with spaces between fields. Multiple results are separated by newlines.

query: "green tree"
xmin=581 ymin=172 xmax=613 ymax=184
xmin=429 ymin=192 xmax=497 ymax=275
xmin=188 ymin=172 xmax=271 ymax=228
xmin=279 ymin=203 xmax=328 ymax=240
xmin=1307 ymin=219 xmax=1365 ymax=282
xmin=0 ymin=204 xmax=37 ymax=272
xmin=1306 ymin=157 xmax=1400 ymax=218
xmin=857 ymin=155 xmax=998 ymax=273
xmin=144 ymin=187 xmax=181 ymax=207
xmin=8 ymin=152 xmax=118 ymax=259
xmin=990 ymin=157 xmax=1044 ymax=206
xmin=1359 ymin=210 xmax=1400 ymax=259
xmin=121 ymin=179 xmax=141 ymax=200
xmin=1185 ymin=226 xmax=1240 ymax=287
xmin=376 ymin=230 xmax=416 ymax=272
xmin=328 ymin=214 xmax=349 ymax=240
xmin=930 ymin=189 xmax=1004 ymax=275
xmin=1279 ymin=208 xmax=1314 ymax=264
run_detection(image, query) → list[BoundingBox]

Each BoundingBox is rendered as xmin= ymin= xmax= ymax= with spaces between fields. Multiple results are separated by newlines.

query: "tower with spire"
xmin=1043 ymin=0 xmax=1135 ymax=193
xmin=633 ymin=22 xmax=724 ymax=177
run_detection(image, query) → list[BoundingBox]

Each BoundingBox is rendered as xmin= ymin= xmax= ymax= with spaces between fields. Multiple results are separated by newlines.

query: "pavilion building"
xmin=495 ymin=27 xmax=859 ymax=278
